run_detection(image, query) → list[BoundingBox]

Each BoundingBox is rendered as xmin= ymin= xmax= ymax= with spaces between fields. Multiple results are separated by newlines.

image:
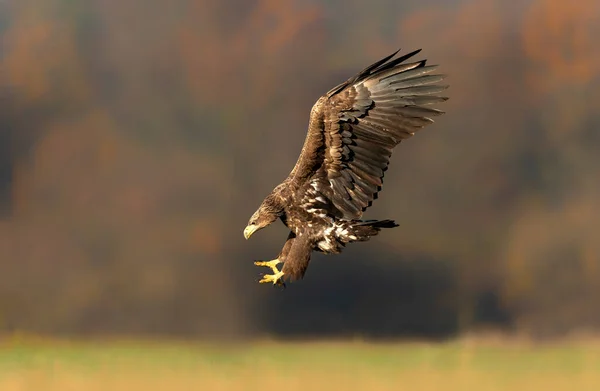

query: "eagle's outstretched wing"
xmin=288 ymin=49 xmax=448 ymax=220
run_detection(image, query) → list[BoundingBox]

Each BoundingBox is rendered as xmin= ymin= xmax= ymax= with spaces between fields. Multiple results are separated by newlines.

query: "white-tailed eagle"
xmin=243 ymin=49 xmax=448 ymax=287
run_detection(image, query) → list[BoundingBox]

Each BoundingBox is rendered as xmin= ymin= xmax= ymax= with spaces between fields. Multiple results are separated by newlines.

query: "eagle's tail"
xmin=357 ymin=219 xmax=398 ymax=228
xmin=345 ymin=219 xmax=398 ymax=242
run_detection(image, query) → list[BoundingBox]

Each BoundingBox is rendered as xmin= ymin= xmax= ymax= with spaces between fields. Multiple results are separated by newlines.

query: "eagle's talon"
xmin=257 ymin=270 xmax=285 ymax=286
xmin=254 ymin=259 xmax=282 ymax=274
xmin=257 ymin=272 xmax=285 ymax=288
xmin=255 ymin=259 xmax=285 ymax=286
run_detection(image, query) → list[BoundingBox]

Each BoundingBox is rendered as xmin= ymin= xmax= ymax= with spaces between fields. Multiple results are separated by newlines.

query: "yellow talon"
xmin=254 ymin=259 xmax=281 ymax=274
xmin=254 ymin=259 xmax=285 ymax=286
xmin=258 ymin=271 xmax=285 ymax=286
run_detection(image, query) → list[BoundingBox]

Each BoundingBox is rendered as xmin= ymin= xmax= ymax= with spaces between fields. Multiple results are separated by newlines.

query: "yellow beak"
xmin=243 ymin=225 xmax=258 ymax=240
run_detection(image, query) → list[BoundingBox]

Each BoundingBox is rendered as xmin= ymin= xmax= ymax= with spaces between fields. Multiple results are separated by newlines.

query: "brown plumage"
xmin=243 ymin=49 xmax=448 ymax=287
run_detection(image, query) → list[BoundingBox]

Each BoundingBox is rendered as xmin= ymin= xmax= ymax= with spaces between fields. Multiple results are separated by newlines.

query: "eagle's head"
xmin=243 ymin=194 xmax=282 ymax=240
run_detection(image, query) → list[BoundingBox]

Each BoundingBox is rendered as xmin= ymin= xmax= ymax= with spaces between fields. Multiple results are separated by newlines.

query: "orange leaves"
xmin=3 ymin=7 xmax=90 ymax=105
xmin=11 ymin=109 xmax=118 ymax=218
xmin=3 ymin=22 xmax=54 ymax=101
xmin=189 ymin=221 xmax=222 ymax=255
xmin=398 ymin=0 xmax=600 ymax=103
xmin=243 ymin=0 xmax=321 ymax=55
xmin=397 ymin=1 xmax=514 ymax=110
xmin=501 ymin=192 xmax=600 ymax=314
xmin=523 ymin=0 xmax=600 ymax=94
xmin=399 ymin=0 xmax=507 ymax=57
xmin=178 ymin=0 xmax=322 ymax=107
xmin=398 ymin=6 xmax=455 ymax=51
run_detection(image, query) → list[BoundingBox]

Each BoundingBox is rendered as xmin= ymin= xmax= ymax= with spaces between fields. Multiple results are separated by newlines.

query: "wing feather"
xmin=290 ymin=49 xmax=448 ymax=219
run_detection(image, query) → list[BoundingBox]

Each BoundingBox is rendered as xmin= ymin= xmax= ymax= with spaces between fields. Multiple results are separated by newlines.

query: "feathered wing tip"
xmin=326 ymin=48 xmax=431 ymax=97
xmin=367 ymin=48 xmax=423 ymax=76
xmin=356 ymin=48 xmax=403 ymax=76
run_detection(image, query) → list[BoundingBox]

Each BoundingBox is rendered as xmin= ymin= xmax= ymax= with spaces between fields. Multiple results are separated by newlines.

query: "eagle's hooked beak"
xmin=243 ymin=224 xmax=258 ymax=240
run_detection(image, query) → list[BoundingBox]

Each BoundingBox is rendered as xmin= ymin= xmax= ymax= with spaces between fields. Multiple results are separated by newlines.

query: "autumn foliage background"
xmin=0 ymin=0 xmax=599 ymax=340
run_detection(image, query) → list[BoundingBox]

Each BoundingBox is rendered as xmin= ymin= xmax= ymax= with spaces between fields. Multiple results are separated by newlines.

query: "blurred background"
xmin=0 ymin=0 xmax=599 ymax=341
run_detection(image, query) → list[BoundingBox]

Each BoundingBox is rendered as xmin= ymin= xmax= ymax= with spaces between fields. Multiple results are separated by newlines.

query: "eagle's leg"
xmin=254 ymin=232 xmax=296 ymax=287
xmin=254 ymin=259 xmax=285 ymax=287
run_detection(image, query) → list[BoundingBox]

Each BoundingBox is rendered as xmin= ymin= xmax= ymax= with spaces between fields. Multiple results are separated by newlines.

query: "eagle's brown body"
xmin=244 ymin=49 xmax=448 ymax=286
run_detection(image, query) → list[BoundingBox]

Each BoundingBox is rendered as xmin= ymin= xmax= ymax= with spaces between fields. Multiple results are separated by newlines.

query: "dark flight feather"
xmin=291 ymin=50 xmax=448 ymax=219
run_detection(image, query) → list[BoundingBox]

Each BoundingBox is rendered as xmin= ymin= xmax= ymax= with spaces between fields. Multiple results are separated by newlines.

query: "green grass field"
xmin=1 ymin=337 xmax=599 ymax=390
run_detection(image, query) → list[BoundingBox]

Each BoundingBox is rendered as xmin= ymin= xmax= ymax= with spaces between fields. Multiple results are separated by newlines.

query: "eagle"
xmin=243 ymin=49 xmax=448 ymax=287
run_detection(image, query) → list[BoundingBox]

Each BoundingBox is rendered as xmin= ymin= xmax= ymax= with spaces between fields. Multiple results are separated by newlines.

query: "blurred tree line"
xmin=0 ymin=0 xmax=599 ymax=339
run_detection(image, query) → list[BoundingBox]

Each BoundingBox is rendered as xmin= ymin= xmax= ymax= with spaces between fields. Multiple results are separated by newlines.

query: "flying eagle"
xmin=243 ymin=49 xmax=448 ymax=287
